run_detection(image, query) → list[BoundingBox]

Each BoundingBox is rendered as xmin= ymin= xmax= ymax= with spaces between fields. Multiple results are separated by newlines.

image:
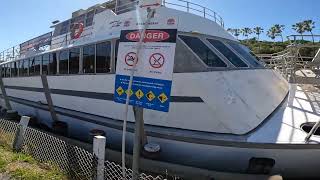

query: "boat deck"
xmin=248 ymin=83 xmax=320 ymax=144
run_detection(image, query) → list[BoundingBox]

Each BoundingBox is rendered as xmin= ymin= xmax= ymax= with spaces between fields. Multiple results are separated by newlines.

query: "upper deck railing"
xmin=163 ymin=0 xmax=224 ymax=28
xmin=0 ymin=0 xmax=224 ymax=63
xmin=114 ymin=0 xmax=224 ymax=27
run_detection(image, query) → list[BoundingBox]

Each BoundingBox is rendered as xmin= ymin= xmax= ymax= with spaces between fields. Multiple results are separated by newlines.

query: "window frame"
xmin=206 ymin=38 xmax=249 ymax=68
xmin=69 ymin=48 xmax=81 ymax=74
xmin=58 ymin=50 xmax=70 ymax=75
xmin=96 ymin=41 xmax=112 ymax=74
xmin=178 ymin=34 xmax=230 ymax=69
xmin=225 ymin=41 xmax=263 ymax=68
xmin=82 ymin=44 xmax=96 ymax=74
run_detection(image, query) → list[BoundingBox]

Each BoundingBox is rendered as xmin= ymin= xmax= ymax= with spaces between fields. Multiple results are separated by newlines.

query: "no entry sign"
xmin=114 ymin=16 xmax=178 ymax=112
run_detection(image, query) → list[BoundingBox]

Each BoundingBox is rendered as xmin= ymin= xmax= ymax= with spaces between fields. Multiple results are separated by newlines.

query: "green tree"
xmin=267 ymin=27 xmax=277 ymax=50
xmin=234 ymin=29 xmax=241 ymax=40
xmin=227 ymin=28 xmax=241 ymax=40
xmin=273 ymin=24 xmax=285 ymax=42
xmin=303 ymin=20 xmax=316 ymax=43
xmin=253 ymin=27 xmax=264 ymax=41
xmin=267 ymin=27 xmax=277 ymax=42
xmin=241 ymin=28 xmax=252 ymax=41
xmin=292 ymin=22 xmax=306 ymax=40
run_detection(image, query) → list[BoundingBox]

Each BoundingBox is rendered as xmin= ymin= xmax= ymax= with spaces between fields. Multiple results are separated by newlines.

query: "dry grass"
xmin=0 ymin=145 xmax=67 ymax=180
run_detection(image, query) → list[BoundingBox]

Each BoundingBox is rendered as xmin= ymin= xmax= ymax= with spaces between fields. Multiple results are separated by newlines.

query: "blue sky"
xmin=0 ymin=0 xmax=318 ymax=51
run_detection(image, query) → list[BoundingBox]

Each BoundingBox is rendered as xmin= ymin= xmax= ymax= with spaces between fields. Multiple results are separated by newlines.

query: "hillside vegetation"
xmin=240 ymin=38 xmax=320 ymax=58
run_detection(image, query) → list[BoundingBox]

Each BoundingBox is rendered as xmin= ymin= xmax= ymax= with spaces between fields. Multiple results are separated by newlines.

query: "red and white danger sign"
xmin=116 ymin=16 xmax=178 ymax=81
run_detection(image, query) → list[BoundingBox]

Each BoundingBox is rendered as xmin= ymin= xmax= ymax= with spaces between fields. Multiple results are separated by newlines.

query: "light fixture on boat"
xmin=50 ymin=20 xmax=60 ymax=28
xmin=52 ymin=20 xmax=60 ymax=24
xmin=190 ymin=31 xmax=200 ymax=35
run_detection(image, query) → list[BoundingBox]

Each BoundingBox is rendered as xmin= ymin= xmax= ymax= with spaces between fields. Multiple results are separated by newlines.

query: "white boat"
xmin=0 ymin=0 xmax=319 ymax=178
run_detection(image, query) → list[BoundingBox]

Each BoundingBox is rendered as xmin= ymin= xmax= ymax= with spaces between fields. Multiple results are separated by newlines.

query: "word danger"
xmin=126 ymin=30 xmax=170 ymax=42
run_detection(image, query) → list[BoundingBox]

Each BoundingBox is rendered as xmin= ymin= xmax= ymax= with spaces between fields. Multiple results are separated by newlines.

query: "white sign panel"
xmin=114 ymin=16 xmax=178 ymax=112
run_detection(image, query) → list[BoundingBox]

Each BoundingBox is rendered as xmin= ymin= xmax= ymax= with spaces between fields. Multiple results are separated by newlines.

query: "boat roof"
xmin=0 ymin=0 xmax=232 ymax=64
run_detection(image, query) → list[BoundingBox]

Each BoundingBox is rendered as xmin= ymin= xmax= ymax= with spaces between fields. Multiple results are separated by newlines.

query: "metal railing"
xmin=0 ymin=0 xmax=225 ymax=63
xmin=287 ymin=34 xmax=320 ymax=43
xmin=162 ymin=0 xmax=224 ymax=28
xmin=114 ymin=0 xmax=225 ymax=28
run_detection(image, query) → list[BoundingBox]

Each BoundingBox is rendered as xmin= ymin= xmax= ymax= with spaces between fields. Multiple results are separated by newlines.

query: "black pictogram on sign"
xmin=149 ymin=53 xmax=165 ymax=69
xmin=125 ymin=52 xmax=138 ymax=66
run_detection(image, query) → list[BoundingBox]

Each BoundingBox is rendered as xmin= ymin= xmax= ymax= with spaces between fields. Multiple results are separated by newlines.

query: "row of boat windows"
xmin=0 ymin=41 xmax=112 ymax=78
xmin=179 ymin=35 xmax=261 ymax=68
xmin=0 ymin=36 xmax=261 ymax=78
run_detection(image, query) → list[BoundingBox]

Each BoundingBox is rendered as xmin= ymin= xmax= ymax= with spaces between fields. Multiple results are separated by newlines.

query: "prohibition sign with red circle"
xmin=125 ymin=52 xmax=138 ymax=66
xmin=149 ymin=53 xmax=165 ymax=68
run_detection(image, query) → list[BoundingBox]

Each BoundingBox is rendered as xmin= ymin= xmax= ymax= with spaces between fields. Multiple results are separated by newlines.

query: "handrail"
xmin=162 ymin=0 xmax=224 ymax=28
xmin=0 ymin=0 xmax=225 ymax=63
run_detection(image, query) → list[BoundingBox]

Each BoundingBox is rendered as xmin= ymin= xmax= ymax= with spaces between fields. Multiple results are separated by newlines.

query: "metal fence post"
xmin=13 ymin=116 xmax=30 ymax=151
xmin=93 ymin=135 xmax=106 ymax=180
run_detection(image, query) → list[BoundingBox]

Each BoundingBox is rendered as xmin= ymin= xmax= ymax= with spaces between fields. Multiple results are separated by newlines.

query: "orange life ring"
xmin=71 ymin=22 xmax=84 ymax=39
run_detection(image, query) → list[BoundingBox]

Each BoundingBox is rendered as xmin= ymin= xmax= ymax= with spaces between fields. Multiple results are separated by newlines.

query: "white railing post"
xmin=93 ymin=135 xmax=106 ymax=180
xmin=187 ymin=2 xmax=189 ymax=12
xmin=13 ymin=116 xmax=30 ymax=151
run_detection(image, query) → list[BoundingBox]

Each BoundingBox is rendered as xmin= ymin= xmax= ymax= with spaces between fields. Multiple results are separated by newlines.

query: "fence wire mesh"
xmin=0 ymin=119 xmax=165 ymax=180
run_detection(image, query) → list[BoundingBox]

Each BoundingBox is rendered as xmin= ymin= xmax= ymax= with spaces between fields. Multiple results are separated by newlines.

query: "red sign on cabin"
xmin=125 ymin=30 xmax=170 ymax=42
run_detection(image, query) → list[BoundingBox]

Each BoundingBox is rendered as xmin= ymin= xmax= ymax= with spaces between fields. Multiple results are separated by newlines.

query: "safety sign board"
xmin=114 ymin=16 xmax=178 ymax=112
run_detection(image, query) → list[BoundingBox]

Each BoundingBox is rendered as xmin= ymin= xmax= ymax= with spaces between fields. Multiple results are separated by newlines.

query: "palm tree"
xmin=253 ymin=27 xmax=264 ymax=41
xmin=273 ymin=24 xmax=285 ymax=42
xmin=267 ymin=27 xmax=277 ymax=50
xmin=303 ymin=20 xmax=316 ymax=43
xmin=267 ymin=27 xmax=277 ymax=42
xmin=241 ymin=28 xmax=252 ymax=41
xmin=227 ymin=28 xmax=241 ymax=40
xmin=233 ymin=29 xmax=241 ymax=40
xmin=292 ymin=22 xmax=306 ymax=40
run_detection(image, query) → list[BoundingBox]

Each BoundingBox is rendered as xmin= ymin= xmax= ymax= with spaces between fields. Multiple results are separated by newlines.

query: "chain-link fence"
xmin=0 ymin=119 xmax=164 ymax=180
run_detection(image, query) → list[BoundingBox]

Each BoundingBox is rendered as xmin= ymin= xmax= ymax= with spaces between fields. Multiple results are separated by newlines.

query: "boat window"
xmin=59 ymin=50 xmax=69 ymax=74
xmin=11 ymin=62 xmax=18 ymax=77
xmin=227 ymin=42 xmax=262 ymax=67
xmin=207 ymin=39 xmax=248 ymax=68
xmin=83 ymin=45 xmax=95 ymax=73
xmin=5 ymin=64 xmax=8 ymax=77
xmin=85 ymin=10 xmax=95 ymax=27
xmin=50 ymin=53 xmax=57 ymax=75
xmin=35 ymin=56 xmax=41 ymax=75
xmin=96 ymin=42 xmax=111 ymax=73
xmin=69 ymin=48 xmax=80 ymax=74
xmin=29 ymin=56 xmax=41 ymax=76
xmin=3 ymin=64 xmax=7 ymax=77
xmin=6 ymin=63 xmax=11 ymax=77
xmin=42 ymin=54 xmax=50 ymax=75
xmin=179 ymin=35 xmax=227 ymax=67
xmin=53 ymin=21 xmax=70 ymax=37
xmin=1 ymin=65 xmax=4 ymax=77
xmin=19 ymin=59 xmax=28 ymax=76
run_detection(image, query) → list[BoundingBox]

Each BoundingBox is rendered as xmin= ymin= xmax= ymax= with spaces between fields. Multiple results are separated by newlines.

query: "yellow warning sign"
xmin=135 ymin=89 xmax=144 ymax=99
xmin=146 ymin=91 xmax=156 ymax=101
xmin=158 ymin=93 xmax=168 ymax=103
xmin=116 ymin=86 xmax=124 ymax=96
xmin=126 ymin=89 xmax=133 ymax=96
